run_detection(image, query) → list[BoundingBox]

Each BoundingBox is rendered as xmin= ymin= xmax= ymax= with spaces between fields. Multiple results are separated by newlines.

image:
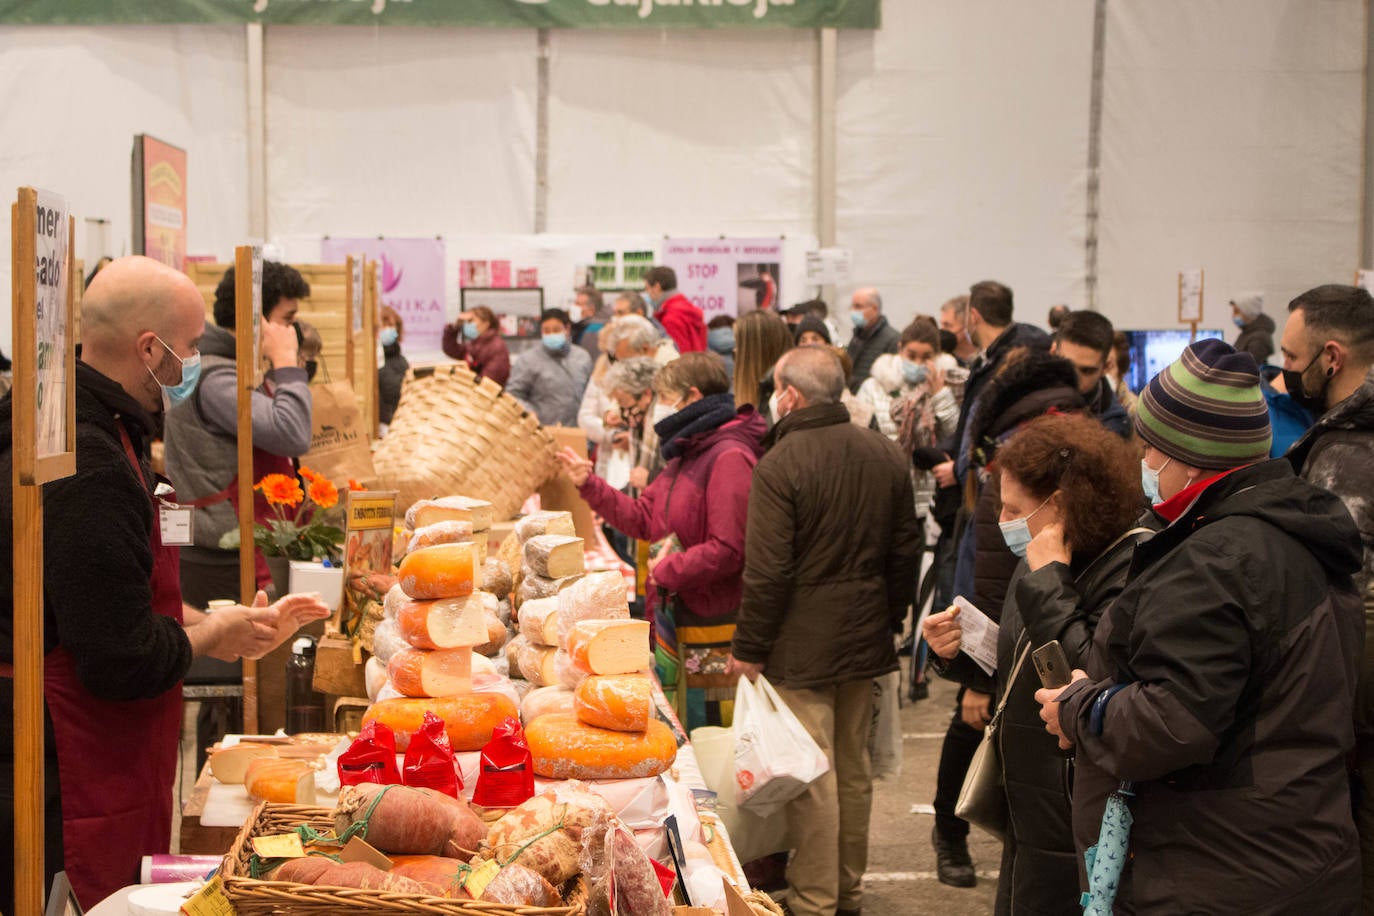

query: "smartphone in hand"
xmin=1032 ymin=640 xmax=1073 ymax=689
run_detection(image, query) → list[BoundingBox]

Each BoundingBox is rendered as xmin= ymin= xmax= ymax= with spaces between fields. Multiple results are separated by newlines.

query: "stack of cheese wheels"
xmin=403 ymin=495 xmax=494 ymax=568
xmin=364 ymin=539 xmax=518 ymax=751
xmin=500 ymin=511 xmax=577 ymax=612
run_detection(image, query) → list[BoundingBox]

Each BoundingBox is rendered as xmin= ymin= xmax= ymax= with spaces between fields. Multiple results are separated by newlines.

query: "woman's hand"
xmin=629 ymin=467 xmax=649 ymax=490
xmin=1026 ymin=521 xmax=1071 ymax=572
xmin=927 ymin=364 xmax=945 ymax=394
xmin=961 ymin=689 xmax=992 ymax=730
xmin=922 ymin=606 xmax=963 ymax=660
xmin=1034 ymin=669 xmax=1089 ymax=750
xmin=555 ymin=447 xmax=593 ymax=488
xmin=603 ymin=407 xmax=624 ymax=429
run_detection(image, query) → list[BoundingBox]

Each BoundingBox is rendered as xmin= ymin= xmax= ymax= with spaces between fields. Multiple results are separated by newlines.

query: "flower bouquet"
xmin=218 ymin=467 xmax=346 ymax=563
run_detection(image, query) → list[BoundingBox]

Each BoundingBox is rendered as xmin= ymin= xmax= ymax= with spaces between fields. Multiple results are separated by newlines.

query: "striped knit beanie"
xmin=1135 ymin=339 xmax=1271 ymax=469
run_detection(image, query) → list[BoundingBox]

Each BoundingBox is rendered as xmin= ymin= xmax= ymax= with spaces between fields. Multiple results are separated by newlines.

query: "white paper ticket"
xmin=953 ymin=595 xmax=999 ymax=676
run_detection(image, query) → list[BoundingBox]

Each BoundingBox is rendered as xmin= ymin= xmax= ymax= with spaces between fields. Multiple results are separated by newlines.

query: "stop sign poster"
xmin=661 ymin=238 xmax=782 ymax=320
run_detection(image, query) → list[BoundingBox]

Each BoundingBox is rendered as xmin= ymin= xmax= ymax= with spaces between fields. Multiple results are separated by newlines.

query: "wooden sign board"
xmin=338 ymin=490 xmax=397 ymax=636
xmin=1178 ymin=268 xmax=1204 ymax=326
xmin=234 ymin=244 xmax=263 ymax=732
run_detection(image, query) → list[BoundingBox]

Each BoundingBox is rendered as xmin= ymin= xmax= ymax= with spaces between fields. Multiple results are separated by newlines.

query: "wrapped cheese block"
xmin=362 ymin=694 xmax=518 ymax=752
xmin=472 ymin=608 xmax=510 ymax=657
xmin=566 ymin=619 xmax=652 ymax=675
xmin=514 ymin=510 xmax=576 ymax=542
xmin=520 ymin=685 xmax=576 ymax=725
xmin=372 ymin=617 xmax=408 ymax=664
xmin=471 ymin=653 xmax=497 ymax=677
xmin=398 ymin=543 xmax=478 ymax=600
xmin=522 ymin=535 xmax=585 ymax=579
xmin=406 ymin=496 xmax=494 ymax=533
xmin=498 ymin=531 xmax=523 ymax=578
xmin=382 ymin=583 xmax=409 ymax=620
xmin=525 ymin=713 xmax=676 ymax=780
xmin=244 ymin=757 xmax=317 ymax=804
xmin=406 ymin=520 xmax=475 ymax=556
xmin=209 ymin=743 xmax=277 ymax=784
xmin=365 ymin=656 xmax=388 ymax=702
xmin=396 ymin=593 xmax=489 ymax=649
xmin=387 ymin=647 xmax=474 ymax=698
xmin=518 ymin=572 xmax=583 ymax=607
xmin=479 ymin=863 xmax=562 ymax=907
xmin=503 ymin=634 xmax=528 ymax=674
xmin=517 ymin=597 xmax=561 ymax=647
xmin=516 ymin=641 xmax=559 ymax=687
xmin=483 ymin=558 xmax=513 ymax=601
xmin=556 ymin=571 xmax=631 ymax=648
xmin=575 ymin=675 xmax=653 ymax=732
xmin=553 ymin=650 xmax=591 ymax=691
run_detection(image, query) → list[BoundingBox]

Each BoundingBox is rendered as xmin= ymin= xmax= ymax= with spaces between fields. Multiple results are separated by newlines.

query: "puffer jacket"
xmin=732 ymin=403 xmax=922 ymax=689
xmin=1288 ymin=365 xmax=1374 ymax=743
xmin=846 ymin=315 xmax=900 ymax=393
xmin=1056 ymin=459 xmax=1365 ymax=913
xmin=1234 ymin=312 xmax=1276 ymax=365
xmin=504 ymin=343 xmax=593 ymax=428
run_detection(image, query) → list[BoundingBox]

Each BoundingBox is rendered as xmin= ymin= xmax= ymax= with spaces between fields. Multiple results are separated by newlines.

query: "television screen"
xmin=1122 ymin=329 xmax=1225 ymax=393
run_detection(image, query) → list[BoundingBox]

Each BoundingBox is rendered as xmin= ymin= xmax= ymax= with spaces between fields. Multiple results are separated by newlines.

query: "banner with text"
xmin=321 ymin=237 xmax=447 ymax=360
xmin=131 ymin=135 xmax=187 ymax=271
xmin=661 ymin=237 xmax=784 ymax=321
xmin=0 ymin=0 xmax=879 ymax=28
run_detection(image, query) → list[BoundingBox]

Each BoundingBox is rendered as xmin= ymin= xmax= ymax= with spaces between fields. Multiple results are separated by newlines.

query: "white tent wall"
xmin=834 ymin=0 xmax=1096 ymax=332
xmin=0 ymin=24 xmax=249 ymax=350
xmin=1095 ymin=0 xmax=1365 ymax=338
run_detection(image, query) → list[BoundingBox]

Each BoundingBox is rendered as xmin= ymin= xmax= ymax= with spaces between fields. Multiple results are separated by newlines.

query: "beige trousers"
xmin=774 ymin=679 xmax=876 ymax=915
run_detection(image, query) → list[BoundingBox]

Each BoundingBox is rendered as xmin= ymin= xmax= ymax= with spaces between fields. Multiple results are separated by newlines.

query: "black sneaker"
xmin=907 ymin=679 xmax=929 ymax=702
xmin=931 ymin=826 xmax=977 ymax=888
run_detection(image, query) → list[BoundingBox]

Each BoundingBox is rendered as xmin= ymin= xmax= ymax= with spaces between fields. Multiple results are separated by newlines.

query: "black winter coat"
xmin=845 ymin=315 xmax=899 ymax=394
xmin=1056 ymin=459 xmax=1365 ymax=913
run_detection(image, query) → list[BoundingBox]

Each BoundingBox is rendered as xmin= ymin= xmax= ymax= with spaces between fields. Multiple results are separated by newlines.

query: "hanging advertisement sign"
xmin=0 ymin=0 xmax=880 ymax=28
xmin=661 ymin=237 xmax=784 ymax=320
xmin=323 ymin=237 xmax=447 ymax=360
xmin=131 ymin=135 xmax=188 ymax=271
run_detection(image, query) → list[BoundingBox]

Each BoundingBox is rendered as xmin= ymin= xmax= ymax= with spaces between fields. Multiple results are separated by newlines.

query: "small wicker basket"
xmin=220 ymin=801 xmax=588 ymax=915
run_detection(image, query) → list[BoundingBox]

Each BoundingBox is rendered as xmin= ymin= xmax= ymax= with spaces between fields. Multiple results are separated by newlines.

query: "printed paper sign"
xmin=133 ymin=135 xmax=187 ymax=271
xmin=952 ymin=596 xmax=999 ymax=676
xmin=323 ymin=238 xmax=448 ymax=360
xmin=34 ymin=189 xmax=71 ymax=462
xmin=661 ymin=237 xmax=784 ymax=320
xmin=339 ymin=490 xmax=397 ymax=636
xmin=804 ymin=248 xmax=852 ymax=285
xmin=351 ymin=255 xmax=365 ymax=333
xmin=1178 ymin=268 xmax=1204 ymax=324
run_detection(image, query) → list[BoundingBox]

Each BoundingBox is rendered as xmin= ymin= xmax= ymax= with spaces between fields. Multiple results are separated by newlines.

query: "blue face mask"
xmin=900 ymin=359 xmax=928 ymax=386
xmin=708 ymin=327 xmax=735 ymax=354
xmin=850 ymin=310 xmax=867 ymax=329
xmin=149 ymin=336 xmax=201 ymax=408
xmin=997 ymin=495 xmax=1052 ymax=558
xmin=543 ymin=332 xmax=568 ymax=352
xmin=379 ymin=326 xmax=399 ymax=347
xmin=1233 ymin=316 xmax=1247 ymax=329
xmin=1141 ymin=456 xmax=1170 ymax=504
xmin=463 ymin=320 xmax=480 ymax=340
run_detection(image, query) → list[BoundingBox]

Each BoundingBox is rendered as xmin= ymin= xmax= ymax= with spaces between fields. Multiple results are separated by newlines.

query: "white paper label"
xmin=159 ymin=504 xmax=194 ymax=546
xmin=953 ymin=596 xmax=999 ymax=676
xmin=804 ymin=247 xmax=852 ymax=285
xmin=33 ymin=188 xmax=70 ymax=462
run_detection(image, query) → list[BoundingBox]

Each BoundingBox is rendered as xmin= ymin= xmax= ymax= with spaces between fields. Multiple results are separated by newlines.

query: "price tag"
xmin=179 ymin=874 xmax=235 ymax=916
xmin=159 ymin=502 xmax=194 ymax=546
xmin=251 ymin=833 xmax=306 ymax=859
xmin=340 ymin=835 xmax=393 ymax=870
xmin=464 ymin=858 xmax=501 ymax=899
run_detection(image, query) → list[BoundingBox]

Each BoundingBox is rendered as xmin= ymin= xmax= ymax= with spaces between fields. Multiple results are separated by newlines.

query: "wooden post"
xmin=363 ymin=260 xmax=380 ymax=438
xmin=11 ymin=186 xmax=77 ymax=915
xmin=344 ymin=255 xmax=357 ymax=387
xmin=234 ymin=245 xmax=261 ymax=733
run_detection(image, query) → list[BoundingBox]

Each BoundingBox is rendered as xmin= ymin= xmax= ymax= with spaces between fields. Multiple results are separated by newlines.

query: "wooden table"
xmin=178 ymin=761 xmax=242 ymax=855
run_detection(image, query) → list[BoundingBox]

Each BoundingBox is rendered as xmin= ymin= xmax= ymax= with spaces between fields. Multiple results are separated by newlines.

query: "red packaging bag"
xmin=337 ymin=720 xmax=402 ymax=786
xmin=402 ymin=710 xmax=461 ymax=797
xmin=472 ymin=716 xmax=535 ymax=808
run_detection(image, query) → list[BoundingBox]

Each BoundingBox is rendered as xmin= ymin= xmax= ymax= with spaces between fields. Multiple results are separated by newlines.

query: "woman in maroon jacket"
xmin=557 ymin=352 xmax=767 ymax=730
xmin=442 ymin=305 xmax=511 ymax=386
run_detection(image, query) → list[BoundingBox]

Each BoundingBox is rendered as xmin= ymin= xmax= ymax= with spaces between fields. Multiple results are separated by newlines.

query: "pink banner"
xmin=322 ymin=237 xmax=447 ymax=358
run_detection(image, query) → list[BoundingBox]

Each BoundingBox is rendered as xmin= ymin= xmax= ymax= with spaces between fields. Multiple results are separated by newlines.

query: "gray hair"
xmin=854 ymin=287 xmax=882 ymax=311
xmin=601 ymin=315 xmax=659 ymax=357
xmin=615 ymin=290 xmax=649 ymax=316
xmin=776 ymin=346 xmax=845 ymax=406
xmin=602 ymin=356 xmax=659 ymax=398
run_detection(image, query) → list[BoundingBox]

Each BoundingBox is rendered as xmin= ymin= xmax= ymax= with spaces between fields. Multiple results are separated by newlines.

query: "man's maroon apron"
xmin=39 ymin=426 xmax=185 ymax=907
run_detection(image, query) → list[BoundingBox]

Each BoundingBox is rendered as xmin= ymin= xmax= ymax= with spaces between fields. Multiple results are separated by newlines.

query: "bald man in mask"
xmin=0 ymin=256 xmax=329 ymax=911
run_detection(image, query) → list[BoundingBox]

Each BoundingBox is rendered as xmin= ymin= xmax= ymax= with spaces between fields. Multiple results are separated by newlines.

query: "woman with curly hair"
xmin=925 ymin=412 xmax=1150 ymax=915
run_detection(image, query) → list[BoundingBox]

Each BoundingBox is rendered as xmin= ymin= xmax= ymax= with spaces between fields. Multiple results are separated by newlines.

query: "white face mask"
xmin=1141 ymin=456 xmax=1171 ymax=504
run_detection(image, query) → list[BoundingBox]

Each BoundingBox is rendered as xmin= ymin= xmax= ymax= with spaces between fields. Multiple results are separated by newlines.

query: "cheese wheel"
xmin=365 ymin=656 xmax=388 ymax=702
xmin=209 ymin=743 xmax=277 ymax=784
xmin=387 ymin=647 xmax=474 ymax=698
xmin=520 ymin=685 xmax=576 ymax=725
xmin=407 ymin=520 xmax=475 ymax=555
xmin=504 ymin=634 xmax=529 ymax=673
xmin=517 ymin=597 xmax=561 ymax=647
xmin=362 ymin=693 xmax=519 ymax=751
xmin=516 ymin=642 xmax=559 ymax=687
xmin=522 ymin=535 xmax=585 ymax=580
xmin=484 ymin=558 xmax=514 ymax=601
xmin=518 ymin=573 xmax=583 ymax=608
xmin=566 ymin=619 xmax=651 ymax=675
xmin=406 ymin=496 xmax=494 ymax=533
xmin=383 ymin=583 xmax=409 ymax=620
xmin=472 ymin=609 xmax=509 ymax=658
xmin=575 ymin=675 xmax=653 ymax=732
xmin=514 ymin=511 xmax=576 ymax=542
xmin=556 ymin=571 xmax=630 ymax=649
xmin=398 ymin=543 xmax=478 ymax=600
xmin=244 ymin=758 xmax=317 ymax=804
xmin=526 ymin=714 xmax=677 ymax=780
xmin=553 ymin=650 xmax=590 ymax=691
xmin=396 ymin=592 xmax=489 ymax=649
xmin=372 ymin=617 xmax=408 ymax=664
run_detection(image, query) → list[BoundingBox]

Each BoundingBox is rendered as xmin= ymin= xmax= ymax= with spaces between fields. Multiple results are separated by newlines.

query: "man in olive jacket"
xmin=728 ymin=346 xmax=921 ymax=916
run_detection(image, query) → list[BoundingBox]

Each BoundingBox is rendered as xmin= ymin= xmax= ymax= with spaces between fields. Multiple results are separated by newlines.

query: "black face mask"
xmin=305 ymin=359 xmax=319 ymax=382
xmin=1281 ymin=351 xmax=1331 ymax=416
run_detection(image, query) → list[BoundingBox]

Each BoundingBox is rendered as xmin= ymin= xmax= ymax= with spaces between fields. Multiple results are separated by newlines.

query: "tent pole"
xmin=247 ymin=23 xmax=267 ymax=240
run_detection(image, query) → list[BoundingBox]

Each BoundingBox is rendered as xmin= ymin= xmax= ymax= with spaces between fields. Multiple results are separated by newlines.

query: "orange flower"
xmin=298 ymin=466 xmax=323 ymax=485
xmin=256 ymin=473 xmax=304 ymax=508
xmin=308 ymin=477 xmax=339 ymax=510
xmin=348 ymin=479 xmax=366 ymax=492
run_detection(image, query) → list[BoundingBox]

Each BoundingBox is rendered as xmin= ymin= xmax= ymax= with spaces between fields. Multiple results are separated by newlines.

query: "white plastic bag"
xmin=732 ymin=675 xmax=830 ymax=816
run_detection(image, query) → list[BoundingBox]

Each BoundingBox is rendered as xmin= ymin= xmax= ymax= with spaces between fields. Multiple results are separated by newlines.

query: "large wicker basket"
xmin=372 ymin=364 xmax=558 ymax=521
xmin=220 ymin=802 xmax=588 ymax=915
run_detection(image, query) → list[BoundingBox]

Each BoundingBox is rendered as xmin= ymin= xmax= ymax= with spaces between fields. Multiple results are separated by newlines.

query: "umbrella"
xmin=1081 ymin=781 xmax=1135 ymax=915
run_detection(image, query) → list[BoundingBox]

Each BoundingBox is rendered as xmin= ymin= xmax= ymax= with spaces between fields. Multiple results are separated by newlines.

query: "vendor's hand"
xmin=934 ymin=460 xmax=956 ymax=489
xmin=604 ymin=408 xmax=624 ymax=429
xmin=962 ymin=689 xmax=992 ymax=730
xmin=260 ymin=319 xmax=299 ymax=370
xmin=200 ymin=598 xmax=279 ymax=662
xmin=725 ymin=655 xmax=764 ymax=683
xmin=262 ymin=591 xmax=332 ymax=653
xmin=555 ymin=447 xmax=594 ymax=488
xmin=1025 ymin=521 xmax=1071 ymax=572
xmin=1034 ymin=669 xmax=1089 ymax=750
xmin=629 ymin=467 xmax=650 ymax=490
xmin=922 ymin=606 xmax=962 ymax=660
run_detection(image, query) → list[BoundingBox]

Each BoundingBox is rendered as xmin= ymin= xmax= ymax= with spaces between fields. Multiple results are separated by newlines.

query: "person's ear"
xmin=1325 ymin=340 xmax=1343 ymax=377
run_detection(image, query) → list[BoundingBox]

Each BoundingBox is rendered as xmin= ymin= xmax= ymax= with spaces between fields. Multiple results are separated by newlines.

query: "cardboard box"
xmin=312 ymin=631 xmax=369 ymax=698
xmin=537 ymin=425 xmax=598 ymax=544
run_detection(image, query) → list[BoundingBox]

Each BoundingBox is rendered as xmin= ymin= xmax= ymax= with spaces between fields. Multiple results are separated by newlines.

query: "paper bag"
xmin=303 ymin=381 xmax=375 ymax=486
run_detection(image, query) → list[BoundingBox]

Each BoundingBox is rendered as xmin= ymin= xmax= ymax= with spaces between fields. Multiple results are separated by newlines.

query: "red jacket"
xmin=656 ymin=293 xmax=707 ymax=353
xmin=441 ymin=326 xmax=511 ymax=387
